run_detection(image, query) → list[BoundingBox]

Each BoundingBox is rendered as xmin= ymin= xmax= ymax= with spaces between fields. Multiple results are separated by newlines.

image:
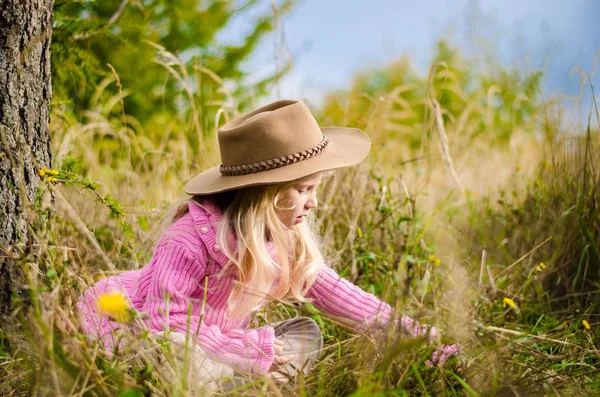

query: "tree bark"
xmin=0 ymin=0 xmax=54 ymax=320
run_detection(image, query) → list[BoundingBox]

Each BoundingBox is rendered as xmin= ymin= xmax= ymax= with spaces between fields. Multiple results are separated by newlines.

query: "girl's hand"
xmin=426 ymin=343 xmax=462 ymax=367
xmin=399 ymin=314 xmax=439 ymax=341
xmin=398 ymin=315 xmax=462 ymax=367
xmin=269 ymin=338 xmax=292 ymax=372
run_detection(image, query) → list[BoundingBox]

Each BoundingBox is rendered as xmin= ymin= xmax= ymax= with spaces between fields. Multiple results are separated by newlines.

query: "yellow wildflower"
xmin=38 ymin=166 xmax=60 ymax=177
xmin=582 ymin=320 xmax=591 ymax=330
xmin=47 ymin=176 xmax=57 ymax=183
xmin=428 ymin=255 xmax=441 ymax=266
xmin=97 ymin=292 xmax=130 ymax=323
xmin=536 ymin=262 xmax=547 ymax=272
xmin=503 ymin=297 xmax=516 ymax=309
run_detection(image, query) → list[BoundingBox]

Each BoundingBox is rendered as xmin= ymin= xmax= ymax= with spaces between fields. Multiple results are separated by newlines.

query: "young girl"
xmin=77 ymin=99 xmax=460 ymax=386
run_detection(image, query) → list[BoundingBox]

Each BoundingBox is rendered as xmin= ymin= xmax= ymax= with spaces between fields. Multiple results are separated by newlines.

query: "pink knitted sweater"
xmin=77 ymin=200 xmax=402 ymax=374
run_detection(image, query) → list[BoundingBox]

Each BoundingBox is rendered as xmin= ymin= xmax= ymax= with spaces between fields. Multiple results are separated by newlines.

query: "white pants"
xmin=152 ymin=317 xmax=323 ymax=392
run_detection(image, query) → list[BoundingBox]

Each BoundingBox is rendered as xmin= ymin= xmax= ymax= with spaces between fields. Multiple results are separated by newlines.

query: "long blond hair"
xmin=174 ymin=173 xmax=329 ymax=319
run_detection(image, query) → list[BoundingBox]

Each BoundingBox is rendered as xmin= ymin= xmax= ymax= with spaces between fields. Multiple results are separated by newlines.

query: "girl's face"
xmin=277 ymin=173 xmax=322 ymax=228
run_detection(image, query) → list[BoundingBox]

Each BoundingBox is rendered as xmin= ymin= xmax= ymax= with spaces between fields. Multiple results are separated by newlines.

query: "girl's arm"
xmin=142 ymin=242 xmax=275 ymax=375
xmin=306 ymin=265 xmax=439 ymax=340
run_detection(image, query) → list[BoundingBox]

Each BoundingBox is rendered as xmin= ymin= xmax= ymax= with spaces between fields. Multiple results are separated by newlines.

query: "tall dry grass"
xmin=1 ymin=42 xmax=599 ymax=396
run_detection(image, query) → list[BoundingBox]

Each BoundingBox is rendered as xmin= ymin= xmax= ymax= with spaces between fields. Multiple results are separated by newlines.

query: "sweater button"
xmin=200 ymin=227 xmax=208 ymax=234
xmin=212 ymin=245 xmax=221 ymax=253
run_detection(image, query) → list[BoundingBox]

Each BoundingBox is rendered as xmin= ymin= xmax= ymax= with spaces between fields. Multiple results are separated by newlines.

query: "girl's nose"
xmin=306 ymin=194 xmax=318 ymax=209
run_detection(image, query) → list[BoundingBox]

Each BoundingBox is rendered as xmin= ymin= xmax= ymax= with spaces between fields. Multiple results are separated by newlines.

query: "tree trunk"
xmin=0 ymin=0 xmax=54 ymax=321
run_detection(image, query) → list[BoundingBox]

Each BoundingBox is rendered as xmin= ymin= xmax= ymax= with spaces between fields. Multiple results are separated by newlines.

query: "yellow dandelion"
xmin=503 ymin=297 xmax=516 ymax=309
xmin=582 ymin=320 xmax=591 ymax=330
xmin=38 ymin=167 xmax=59 ymax=178
xmin=427 ymin=254 xmax=442 ymax=267
xmin=97 ymin=292 xmax=130 ymax=323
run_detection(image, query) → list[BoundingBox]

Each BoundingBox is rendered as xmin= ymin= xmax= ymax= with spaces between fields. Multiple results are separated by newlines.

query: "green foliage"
xmin=320 ymin=169 xmax=448 ymax=305
xmin=3 ymin=6 xmax=599 ymax=393
xmin=39 ymin=155 xmax=136 ymax=257
xmin=464 ymin=132 xmax=600 ymax=313
xmin=52 ymin=0 xmax=294 ymax=151
xmin=319 ymin=41 xmax=544 ymax=152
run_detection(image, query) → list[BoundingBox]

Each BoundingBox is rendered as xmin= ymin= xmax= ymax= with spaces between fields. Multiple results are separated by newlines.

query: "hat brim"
xmin=184 ymin=127 xmax=370 ymax=195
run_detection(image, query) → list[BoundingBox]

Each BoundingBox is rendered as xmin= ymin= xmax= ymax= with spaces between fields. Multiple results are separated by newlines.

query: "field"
xmin=1 ymin=3 xmax=599 ymax=396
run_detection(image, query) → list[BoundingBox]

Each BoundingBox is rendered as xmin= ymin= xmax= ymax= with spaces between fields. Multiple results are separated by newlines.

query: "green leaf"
xmin=450 ymin=371 xmax=479 ymax=396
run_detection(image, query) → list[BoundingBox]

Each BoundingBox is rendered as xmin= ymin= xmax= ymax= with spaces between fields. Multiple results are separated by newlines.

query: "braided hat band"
xmin=220 ymin=135 xmax=330 ymax=176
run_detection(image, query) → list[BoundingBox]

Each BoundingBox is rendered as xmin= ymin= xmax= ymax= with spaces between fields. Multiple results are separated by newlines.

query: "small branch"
xmin=47 ymin=183 xmax=114 ymax=270
xmin=399 ymin=154 xmax=430 ymax=166
xmin=430 ymin=98 xmax=465 ymax=195
xmin=479 ymin=250 xmax=486 ymax=285
xmin=496 ymin=236 xmax=552 ymax=277
xmin=108 ymin=0 xmax=129 ymax=25
xmin=483 ymin=325 xmax=597 ymax=353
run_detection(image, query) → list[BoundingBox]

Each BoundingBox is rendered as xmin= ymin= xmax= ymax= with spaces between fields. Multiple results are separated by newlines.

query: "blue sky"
xmin=222 ymin=0 xmax=599 ymax=123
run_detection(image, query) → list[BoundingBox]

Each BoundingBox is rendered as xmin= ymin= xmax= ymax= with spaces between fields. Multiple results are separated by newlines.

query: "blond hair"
xmin=173 ymin=172 xmax=331 ymax=319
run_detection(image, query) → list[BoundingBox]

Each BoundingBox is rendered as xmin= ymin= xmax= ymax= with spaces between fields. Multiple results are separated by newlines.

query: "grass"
xmin=1 ymin=45 xmax=600 ymax=395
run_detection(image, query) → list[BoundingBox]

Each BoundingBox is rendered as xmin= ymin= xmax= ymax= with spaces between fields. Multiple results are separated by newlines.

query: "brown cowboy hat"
xmin=184 ymin=99 xmax=370 ymax=195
